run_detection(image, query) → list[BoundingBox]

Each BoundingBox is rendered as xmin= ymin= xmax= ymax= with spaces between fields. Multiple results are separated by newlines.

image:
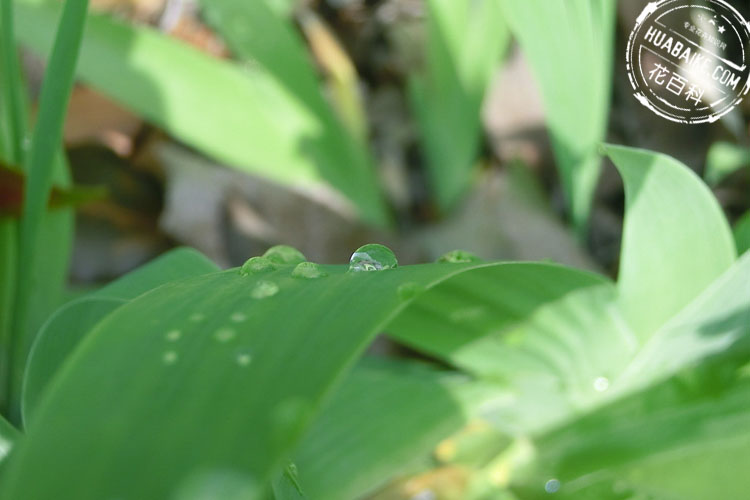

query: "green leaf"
xmin=511 ymin=374 xmax=750 ymax=499
xmin=197 ymin=0 xmax=387 ymax=226
xmin=501 ymin=0 xmax=615 ymax=234
xmin=9 ymin=0 xmax=87 ymax=423
xmin=22 ymin=248 xmax=220 ymax=424
xmin=294 ymin=357 xmax=484 ymax=500
xmin=0 ymin=411 xmax=19 ymax=461
xmin=15 ymin=0 xmax=389 ymax=226
xmin=21 ymin=297 xmax=125 ymax=425
xmin=603 ymin=145 xmax=736 ymax=338
xmin=1 ymin=259 xmax=539 ymax=499
xmin=410 ymin=0 xmax=509 ymax=210
xmin=387 ymin=263 xmax=609 ymax=377
xmin=0 ymin=0 xmax=29 ymax=165
xmin=735 ymin=211 xmax=750 ymax=256
xmin=704 ymin=141 xmax=750 ymax=185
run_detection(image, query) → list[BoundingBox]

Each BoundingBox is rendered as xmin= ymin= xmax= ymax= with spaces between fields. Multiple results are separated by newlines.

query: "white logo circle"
xmin=626 ymin=0 xmax=750 ymax=124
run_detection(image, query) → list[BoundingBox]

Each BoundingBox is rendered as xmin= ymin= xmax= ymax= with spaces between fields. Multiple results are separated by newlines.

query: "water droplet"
xmin=263 ymin=245 xmax=306 ymax=265
xmin=450 ymin=306 xmax=485 ymax=323
xmin=437 ymin=250 xmax=481 ymax=263
xmin=236 ymin=350 xmax=252 ymax=366
xmin=165 ymin=329 xmax=181 ymax=342
xmin=189 ymin=313 xmax=206 ymax=322
xmin=163 ymin=350 xmax=178 ymax=365
xmin=397 ymin=282 xmax=424 ymax=300
xmin=240 ymin=256 xmax=275 ymax=276
xmin=214 ymin=328 xmax=237 ymax=343
xmin=251 ymin=280 xmax=279 ymax=299
xmin=348 ymin=244 xmax=398 ymax=272
xmin=594 ymin=376 xmax=610 ymax=392
xmin=411 ymin=490 xmax=436 ymax=500
xmin=291 ymin=261 xmax=327 ymax=279
xmin=174 ymin=469 xmax=260 ymax=500
xmin=545 ymin=479 xmax=560 ymax=494
xmin=230 ymin=312 xmax=247 ymax=322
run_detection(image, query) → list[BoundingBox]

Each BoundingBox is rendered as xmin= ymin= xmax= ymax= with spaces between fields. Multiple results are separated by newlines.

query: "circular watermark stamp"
xmin=626 ymin=0 xmax=750 ymax=124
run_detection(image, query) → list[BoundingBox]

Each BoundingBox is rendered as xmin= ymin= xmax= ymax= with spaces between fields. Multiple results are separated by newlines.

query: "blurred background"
xmin=12 ymin=0 xmax=749 ymax=288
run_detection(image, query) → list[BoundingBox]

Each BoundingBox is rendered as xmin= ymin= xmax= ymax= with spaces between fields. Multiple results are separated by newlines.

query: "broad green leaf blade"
xmin=603 ymin=145 xmax=736 ymax=337
xmin=21 ymin=297 xmax=124 ymax=425
xmin=615 ymin=251 xmax=750 ymax=393
xmin=9 ymin=0 xmax=87 ymax=423
xmin=410 ymin=0 xmax=509 ymax=210
xmin=197 ymin=0 xmax=387 ymax=226
xmin=387 ymin=263 xmax=609 ymax=376
xmin=501 ymin=0 xmax=615 ymax=234
xmin=705 ymin=141 xmax=750 ymax=185
xmin=15 ymin=0 xmax=389 ymax=226
xmin=1 ymin=260 xmax=525 ymax=499
xmin=735 ymin=211 xmax=750 ymax=256
xmin=294 ymin=358 xmax=484 ymax=500
xmin=22 ymin=247 xmax=220 ymax=424
xmin=0 ymin=412 xmax=19 ymax=463
xmin=510 ymin=375 xmax=750 ymax=500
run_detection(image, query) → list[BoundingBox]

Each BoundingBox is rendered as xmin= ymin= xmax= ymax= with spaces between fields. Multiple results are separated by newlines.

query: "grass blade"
xmin=410 ymin=0 xmax=509 ymax=210
xmin=9 ymin=0 xmax=89 ymax=422
xmin=502 ymin=0 xmax=615 ymax=235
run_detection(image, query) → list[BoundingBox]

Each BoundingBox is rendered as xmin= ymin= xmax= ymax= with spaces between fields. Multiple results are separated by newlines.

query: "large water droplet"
xmin=214 ymin=328 xmax=237 ymax=343
xmin=240 ymin=256 xmax=275 ymax=276
xmin=251 ymin=280 xmax=279 ymax=299
xmin=397 ymin=282 xmax=424 ymax=300
xmin=437 ymin=250 xmax=481 ymax=263
xmin=545 ymin=479 xmax=561 ymax=494
xmin=348 ymin=244 xmax=398 ymax=272
xmin=593 ymin=376 xmax=610 ymax=392
xmin=291 ymin=261 xmax=327 ymax=279
xmin=263 ymin=245 xmax=306 ymax=265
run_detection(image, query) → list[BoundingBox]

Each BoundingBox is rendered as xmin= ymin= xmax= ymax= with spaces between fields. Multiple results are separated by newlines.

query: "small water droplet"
xmin=397 ymin=282 xmax=424 ymax=300
xmin=230 ymin=312 xmax=247 ymax=322
xmin=163 ymin=350 xmax=178 ymax=365
xmin=545 ymin=479 xmax=560 ymax=494
xmin=214 ymin=328 xmax=237 ymax=343
xmin=594 ymin=376 xmax=610 ymax=392
xmin=240 ymin=256 xmax=275 ymax=276
xmin=165 ymin=329 xmax=181 ymax=342
xmin=411 ymin=490 xmax=436 ymax=500
xmin=450 ymin=306 xmax=485 ymax=323
xmin=263 ymin=245 xmax=306 ymax=265
xmin=437 ymin=250 xmax=481 ymax=263
xmin=189 ymin=313 xmax=205 ymax=322
xmin=291 ymin=261 xmax=327 ymax=279
xmin=236 ymin=350 xmax=252 ymax=366
xmin=348 ymin=244 xmax=398 ymax=272
xmin=251 ymin=280 xmax=279 ymax=299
